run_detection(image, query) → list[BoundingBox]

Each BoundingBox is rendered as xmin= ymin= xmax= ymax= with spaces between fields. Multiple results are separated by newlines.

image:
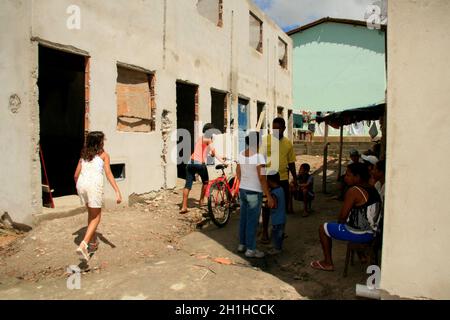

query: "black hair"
xmin=81 ymin=131 xmax=105 ymax=161
xmin=375 ymin=160 xmax=386 ymax=173
xmin=245 ymin=131 xmax=261 ymax=149
xmin=267 ymin=172 xmax=281 ymax=184
xmin=203 ymin=123 xmax=214 ymax=133
xmin=300 ymin=163 xmax=311 ymax=172
xmin=273 ymin=117 xmax=286 ymax=128
xmin=203 ymin=123 xmax=216 ymax=139
xmin=347 ymin=162 xmax=370 ymax=182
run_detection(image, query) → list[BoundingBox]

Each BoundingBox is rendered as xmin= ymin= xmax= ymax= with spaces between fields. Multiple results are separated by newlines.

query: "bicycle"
xmin=205 ymin=160 xmax=240 ymax=227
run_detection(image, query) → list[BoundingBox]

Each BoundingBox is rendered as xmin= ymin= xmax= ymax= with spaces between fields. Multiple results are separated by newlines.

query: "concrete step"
xmin=34 ymin=195 xmax=86 ymax=223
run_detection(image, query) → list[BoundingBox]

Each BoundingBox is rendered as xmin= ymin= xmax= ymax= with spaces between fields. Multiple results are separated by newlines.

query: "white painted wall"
xmin=0 ymin=0 xmax=292 ymax=223
xmin=381 ymin=0 xmax=450 ymax=300
xmin=0 ymin=0 xmax=40 ymax=225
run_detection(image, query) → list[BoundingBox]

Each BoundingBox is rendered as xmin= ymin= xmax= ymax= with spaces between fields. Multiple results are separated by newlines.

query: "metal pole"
xmin=322 ymin=123 xmax=330 ymax=193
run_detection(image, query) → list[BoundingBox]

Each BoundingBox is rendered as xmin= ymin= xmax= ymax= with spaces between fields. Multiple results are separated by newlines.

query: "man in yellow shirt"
xmin=260 ymin=118 xmax=298 ymax=243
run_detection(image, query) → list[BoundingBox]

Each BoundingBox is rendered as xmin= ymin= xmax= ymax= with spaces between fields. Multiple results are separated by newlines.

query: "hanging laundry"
xmin=349 ymin=121 xmax=365 ymax=136
xmin=369 ymin=122 xmax=379 ymax=139
xmin=294 ymin=114 xmax=304 ymax=129
xmin=315 ymin=122 xmax=325 ymax=136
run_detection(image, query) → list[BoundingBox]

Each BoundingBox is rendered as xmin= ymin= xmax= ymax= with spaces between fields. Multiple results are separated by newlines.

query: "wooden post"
xmin=337 ymin=125 xmax=344 ymax=180
xmin=381 ymin=105 xmax=387 ymax=160
xmin=322 ymin=123 xmax=329 ymax=193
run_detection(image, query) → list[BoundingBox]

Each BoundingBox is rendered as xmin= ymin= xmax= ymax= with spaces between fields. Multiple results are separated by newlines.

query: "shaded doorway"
xmin=238 ymin=98 xmax=250 ymax=152
xmin=176 ymin=82 xmax=198 ymax=179
xmin=288 ymin=109 xmax=294 ymax=140
xmin=257 ymin=101 xmax=266 ymax=130
xmin=211 ymin=90 xmax=227 ymax=133
xmin=38 ymin=45 xmax=86 ymax=199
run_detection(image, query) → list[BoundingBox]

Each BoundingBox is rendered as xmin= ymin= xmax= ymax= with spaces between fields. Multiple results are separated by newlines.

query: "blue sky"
xmin=253 ymin=0 xmax=387 ymax=32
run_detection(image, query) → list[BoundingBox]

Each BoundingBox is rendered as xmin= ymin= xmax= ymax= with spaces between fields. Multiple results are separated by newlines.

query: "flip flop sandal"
xmin=179 ymin=209 xmax=189 ymax=214
xmin=310 ymin=260 xmax=334 ymax=272
xmin=76 ymin=241 xmax=90 ymax=261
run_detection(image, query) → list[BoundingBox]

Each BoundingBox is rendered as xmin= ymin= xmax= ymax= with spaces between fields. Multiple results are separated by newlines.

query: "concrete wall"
xmin=381 ymin=0 xmax=450 ymax=300
xmin=290 ymin=22 xmax=386 ymax=112
xmin=0 ymin=0 xmax=41 ymax=225
xmin=0 ymin=0 xmax=292 ymax=223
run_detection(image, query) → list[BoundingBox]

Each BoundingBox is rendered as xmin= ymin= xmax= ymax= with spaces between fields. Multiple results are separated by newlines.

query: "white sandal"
xmin=76 ymin=241 xmax=90 ymax=261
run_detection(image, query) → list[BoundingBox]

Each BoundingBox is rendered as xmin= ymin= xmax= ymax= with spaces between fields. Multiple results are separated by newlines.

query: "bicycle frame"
xmin=205 ymin=166 xmax=240 ymax=200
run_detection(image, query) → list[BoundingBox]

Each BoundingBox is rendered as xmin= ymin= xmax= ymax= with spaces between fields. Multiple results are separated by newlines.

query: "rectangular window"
xmin=249 ymin=12 xmax=263 ymax=53
xmin=111 ymin=163 xmax=126 ymax=180
xmin=116 ymin=66 xmax=156 ymax=133
xmin=197 ymin=0 xmax=223 ymax=27
xmin=278 ymin=37 xmax=288 ymax=69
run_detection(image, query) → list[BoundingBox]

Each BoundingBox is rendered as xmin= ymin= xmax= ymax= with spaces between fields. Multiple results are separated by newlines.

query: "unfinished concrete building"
xmin=0 ymin=0 xmax=293 ymax=224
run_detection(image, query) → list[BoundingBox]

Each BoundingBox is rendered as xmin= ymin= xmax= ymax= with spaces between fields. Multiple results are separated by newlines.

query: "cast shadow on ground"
xmin=72 ymin=227 xmax=116 ymax=249
xmin=195 ymin=159 xmax=373 ymax=299
xmin=72 ymin=227 xmax=117 ymax=270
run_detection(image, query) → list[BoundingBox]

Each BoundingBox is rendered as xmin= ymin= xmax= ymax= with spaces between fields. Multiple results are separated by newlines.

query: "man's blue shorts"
xmin=324 ymin=222 xmax=374 ymax=243
xmin=185 ymin=161 xmax=209 ymax=190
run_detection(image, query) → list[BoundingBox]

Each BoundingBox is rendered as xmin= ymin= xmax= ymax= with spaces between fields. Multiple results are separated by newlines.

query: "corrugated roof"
xmin=286 ymin=17 xmax=387 ymax=36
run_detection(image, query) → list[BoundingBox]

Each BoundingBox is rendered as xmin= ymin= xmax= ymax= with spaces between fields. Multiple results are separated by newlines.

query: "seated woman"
xmin=310 ymin=162 xmax=381 ymax=271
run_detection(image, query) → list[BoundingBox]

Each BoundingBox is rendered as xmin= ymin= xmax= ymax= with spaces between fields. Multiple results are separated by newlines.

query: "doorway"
xmin=38 ymin=46 xmax=86 ymax=199
xmin=211 ymin=90 xmax=227 ymax=133
xmin=288 ymin=109 xmax=294 ymax=141
xmin=238 ymin=98 xmax=250 ymax=152
xmin=257 ymin=101 xmax=266 ymax=130
xmin=176 ymin=82 xmax=198 ymax=179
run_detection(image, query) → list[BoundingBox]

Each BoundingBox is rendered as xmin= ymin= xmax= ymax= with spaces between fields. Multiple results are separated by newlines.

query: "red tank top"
xmin=191 ymin=138 xmax=208 ymax=163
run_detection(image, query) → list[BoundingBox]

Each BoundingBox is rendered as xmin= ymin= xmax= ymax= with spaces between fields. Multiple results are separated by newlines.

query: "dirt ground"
xmin=0 ymin=155 xmax=372 ymax=300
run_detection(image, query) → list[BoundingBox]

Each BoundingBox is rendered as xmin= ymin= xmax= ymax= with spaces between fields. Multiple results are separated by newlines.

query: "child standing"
xmin=74 ymin=131 xmax=122 ymax=261
xmin=237 ymin=132 xmax=274 ymax=259
xmin=267 ymin=172 xmax=286 ymax=255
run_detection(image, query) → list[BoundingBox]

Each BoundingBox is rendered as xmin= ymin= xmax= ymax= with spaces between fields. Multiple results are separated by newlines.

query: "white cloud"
xmin=257 ymin=0 xmax=387 ymax=29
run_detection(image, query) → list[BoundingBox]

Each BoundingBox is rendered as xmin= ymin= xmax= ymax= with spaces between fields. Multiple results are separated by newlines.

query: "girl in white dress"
xmin=74 ymin=131 xmax=122 ymax=260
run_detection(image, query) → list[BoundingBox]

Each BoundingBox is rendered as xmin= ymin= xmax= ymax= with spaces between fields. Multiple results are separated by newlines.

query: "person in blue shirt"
xmin=266 ymin=172 xmax=286 ymax=255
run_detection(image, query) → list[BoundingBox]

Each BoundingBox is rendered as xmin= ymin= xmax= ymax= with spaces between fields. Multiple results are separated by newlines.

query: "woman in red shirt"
xmin=180 ymin=123 xmax=224 ymax=214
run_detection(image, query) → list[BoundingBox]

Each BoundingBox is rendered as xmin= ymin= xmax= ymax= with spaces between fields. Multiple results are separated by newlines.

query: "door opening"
xmin=211 ymin=90 xmax=227 ymax=133
xmin=238 ymin=98 xmax=250 ymax=152
xmin=288 ymin=109 xmax=294 ymax=141
xmin=176 ymin=82 xmax=198 ymax=179
xmin=38 ymin=45 xmax=87 ymax=200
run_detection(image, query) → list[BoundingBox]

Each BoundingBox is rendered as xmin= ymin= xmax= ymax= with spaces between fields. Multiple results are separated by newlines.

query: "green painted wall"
xmin=291 ymin=22 xmax=386 ymax=112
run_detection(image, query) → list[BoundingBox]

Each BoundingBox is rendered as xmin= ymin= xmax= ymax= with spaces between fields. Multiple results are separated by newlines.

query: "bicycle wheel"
xmin=208 ymin=181 xmax=231 ymax=227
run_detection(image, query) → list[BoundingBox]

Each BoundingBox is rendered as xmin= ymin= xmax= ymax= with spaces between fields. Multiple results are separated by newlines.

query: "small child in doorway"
xmin=267 ymin=172 xmax=286 ymax=255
